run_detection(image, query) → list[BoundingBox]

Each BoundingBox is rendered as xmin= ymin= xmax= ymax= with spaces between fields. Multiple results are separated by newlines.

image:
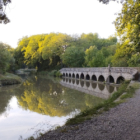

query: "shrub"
xmin=56 ymin=71 xmax=62 ymax=77
xmin=49 ymin=70 xmax=57 ymax=76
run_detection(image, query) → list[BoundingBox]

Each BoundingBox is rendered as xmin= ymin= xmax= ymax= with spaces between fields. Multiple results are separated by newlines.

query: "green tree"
xmin=14 ymin=36 xmax=30 ymax=69
xmin=0 ymin=42 xmax=14 ymax=73
xmin=61 ymin=46 xmax=85 ymax=67
xmin=91 ymin=51 xmax=105 ymax=67
xmin=85 ymin=46 xmax=98 ymax=67
xmin=127 ymin=53 xmax=140 ymax=67
xmin=114 ymin=0 xmax=140 ymax=66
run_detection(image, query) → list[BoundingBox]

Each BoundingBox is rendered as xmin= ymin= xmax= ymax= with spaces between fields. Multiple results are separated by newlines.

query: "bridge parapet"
xmin=110 ymin=67 xmax=137 ymax=75
xmin=60 ymin=67 xmax=137 ymax=74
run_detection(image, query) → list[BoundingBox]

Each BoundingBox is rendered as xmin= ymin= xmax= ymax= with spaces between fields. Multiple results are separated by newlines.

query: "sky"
xmin=0 ymin=0 xmax=122 ymax=48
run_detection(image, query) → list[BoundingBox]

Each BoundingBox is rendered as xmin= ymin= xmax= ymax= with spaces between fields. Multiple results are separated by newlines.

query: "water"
xmin=0 ymin=76 xmax=118 ymax=140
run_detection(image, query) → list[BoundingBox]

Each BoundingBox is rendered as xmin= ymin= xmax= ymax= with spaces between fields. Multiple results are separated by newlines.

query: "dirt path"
xmin=37 ymin=88 xmax=140 ymax=140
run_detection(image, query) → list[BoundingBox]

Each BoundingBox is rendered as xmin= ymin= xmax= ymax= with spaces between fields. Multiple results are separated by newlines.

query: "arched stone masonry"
xmin=98 ymin=75 xmax=105 ymax=82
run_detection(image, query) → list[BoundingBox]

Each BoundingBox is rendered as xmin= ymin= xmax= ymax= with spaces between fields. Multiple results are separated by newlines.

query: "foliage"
xmin=127 ymin=53 xmax=140 ymax=67
xmin=84 ymin=45 xmax=116 ymax=67
xmin=85 ymin=46 xmax=98 ymax=67
xmin=0 ymin=72 xmax=22 ymax=86
xmin=0 ymin=42 xmax=15 ymax=73
xmin=61 ymin=46 xmax=85 ymax=67
xmin=55 ymin=71 xmax=62 ymax=77
xmin=49 ymin=70 xmax=58 ymax=76
xmin=114 ymin=0 xmax=140 ymax=67
xmin=14 ymin=33 xmax=117 ymax=70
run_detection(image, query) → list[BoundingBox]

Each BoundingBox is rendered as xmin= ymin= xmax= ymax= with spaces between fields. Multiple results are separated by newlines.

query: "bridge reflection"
xmin=61 ymin=78 xmax=119 ymax=99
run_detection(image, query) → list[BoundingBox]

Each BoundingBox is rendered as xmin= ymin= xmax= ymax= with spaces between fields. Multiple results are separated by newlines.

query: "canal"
xmin=0 ymin=76 xmax=118 ymax=140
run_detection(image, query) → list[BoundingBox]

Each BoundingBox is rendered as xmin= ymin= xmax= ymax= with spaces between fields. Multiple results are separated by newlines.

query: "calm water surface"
xmin=0 ymin=76 xmax=118 ymax=140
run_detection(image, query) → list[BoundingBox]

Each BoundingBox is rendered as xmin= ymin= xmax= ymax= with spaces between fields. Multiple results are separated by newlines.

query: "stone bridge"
xmin=60 ymin=67 xmax=138 ymax=84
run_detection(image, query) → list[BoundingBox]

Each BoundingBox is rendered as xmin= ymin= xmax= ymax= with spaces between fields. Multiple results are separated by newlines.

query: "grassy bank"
xmin=0 ymin=72 xmax=22 ymax=86
xmin=66 ymin=80 xmax=140 ymax=125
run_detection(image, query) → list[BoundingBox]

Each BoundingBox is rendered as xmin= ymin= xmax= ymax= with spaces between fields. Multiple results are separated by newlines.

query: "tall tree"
xmin=113 ymin=0 xmax=140 ymax=67
xmin=0 ymin=42 xmax=14 ymax=73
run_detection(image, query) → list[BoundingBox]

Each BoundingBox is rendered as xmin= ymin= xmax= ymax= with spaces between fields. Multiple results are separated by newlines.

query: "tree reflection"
xmin=16 ymin=76 xmax=104 ymax=117
xmin=0 ymin=85 xmax=18 ymax=115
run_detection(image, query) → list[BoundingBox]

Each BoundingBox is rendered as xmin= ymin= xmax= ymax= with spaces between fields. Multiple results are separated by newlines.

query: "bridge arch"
xmin=86 ymin=74 xmax=90 ymax=80
xmin=69 ymin=73 xmax=71 ymax=78
xmin=69 ymin=79 xmax=71 ymax=83
xmin=63 ymin=73 xmax=65 ymax=77
xmin=116 ymin=76 xmax=125 ymax=84
xmin=106 ymin=75 xmax=114 ymax=83
xmin=76 ymin=74 xmax=79 ymax=79
xmin=98 ymin=75 xmax=105 ymax=82
xmin=92 ymin=75 xmax=97 ymax=81
xmin=66 ymin=73 xmax=68 ymax=77
xmin=80 ymin=73 xmax=84 ymax=79
xmin=72 ymin=73 xmax=75 ymax=78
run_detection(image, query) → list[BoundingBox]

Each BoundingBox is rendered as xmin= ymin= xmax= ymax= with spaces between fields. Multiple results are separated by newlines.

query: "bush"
xmin=49 ymin=70 xmax=58 ymax=76
xmin=56 ymin=71 xmax=62 ymax=77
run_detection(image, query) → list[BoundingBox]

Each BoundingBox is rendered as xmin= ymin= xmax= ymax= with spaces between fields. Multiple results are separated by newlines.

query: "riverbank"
xmin=0 ymin=72 xmax=22 ymax=86
xmin=36 ymin=81 xmax=140 ymax=140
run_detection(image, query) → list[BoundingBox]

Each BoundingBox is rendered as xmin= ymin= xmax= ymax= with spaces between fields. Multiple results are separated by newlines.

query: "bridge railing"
xmin=60 ymin=67 xmax=109 ymax=72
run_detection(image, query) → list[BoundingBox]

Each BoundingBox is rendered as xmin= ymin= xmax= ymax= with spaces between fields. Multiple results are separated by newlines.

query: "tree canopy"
xmin=14 ymin=33 xmax=117 ymax=70
xmin=113 ymin=0 xmax=140 ymax=66
xmin=0 ymin=42 xmax=14 ymax=73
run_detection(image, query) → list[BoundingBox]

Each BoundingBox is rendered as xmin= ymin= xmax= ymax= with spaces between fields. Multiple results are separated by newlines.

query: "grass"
xmin=120 ymin=82 xmax=140 ymax=100
xmin=66 ymin=80 xmax=130 ymax=125
xmin=0 ymin=72 xmax=22 ymax=85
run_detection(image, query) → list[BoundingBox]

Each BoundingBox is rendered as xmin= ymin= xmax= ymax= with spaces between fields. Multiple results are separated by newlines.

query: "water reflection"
xmin=98 ymin=83 xmax=105 ymax=91
xmin=61 ymin=78 xmax=119 ymax=99
xmin=76 ymin=80 xmax=79 ymax=85
xmin=72 ymin=79 xmax=75 ymax=84
xmin=80 ymin=81 xmax=84 ymax=87
xmin=92 ymin=83 xmax=97 ymax=89
xmin=86 ymin=82 xmax=90 ymax=88
xmin=0 ymin=76 xmax=104 ymax=140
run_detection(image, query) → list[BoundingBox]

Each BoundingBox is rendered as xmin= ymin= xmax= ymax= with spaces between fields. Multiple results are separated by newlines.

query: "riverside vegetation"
xmin=0 ymin=43 xmax=22 ymax=86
